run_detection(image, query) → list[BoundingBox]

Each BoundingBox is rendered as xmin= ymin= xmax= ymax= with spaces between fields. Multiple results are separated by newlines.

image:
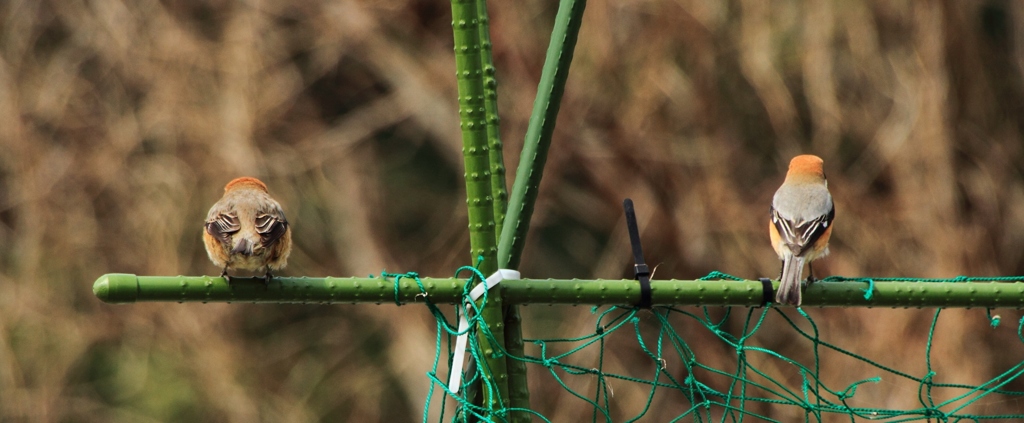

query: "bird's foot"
xmin=802 ymin=275 xmax=817 ymax=289
xmin=221 ymin=269 xmax=232 ymax=284
xmin=264 ymin=270 xmax=273 ymax=287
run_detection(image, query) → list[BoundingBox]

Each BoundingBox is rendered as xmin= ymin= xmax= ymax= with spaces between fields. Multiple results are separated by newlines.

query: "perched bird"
xmin=769 ymin=155 xmax=835 ymax=306
xmin=203 ymin=177 xmax=292 ymax=284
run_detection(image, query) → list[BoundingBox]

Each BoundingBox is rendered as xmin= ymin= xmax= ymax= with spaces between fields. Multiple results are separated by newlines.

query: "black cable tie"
xmin=623 ymin=199 xmax=652 ymax=308
xmin=758 ymin=278 xmax=774 ymax=307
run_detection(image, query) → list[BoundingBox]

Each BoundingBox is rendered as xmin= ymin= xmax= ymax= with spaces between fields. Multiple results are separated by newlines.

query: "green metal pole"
xmin=491 ymin=1 xmax=587 ymax=418
xmin=450 ymin=0 xmax=510 ymax=416
xmin=94 ymin=274 xmax=1024 ymax=308
xmin=477 ymin=0 xmax=507 ymax=241
xmin=473 ymin=2 xmax=530 ymax=419
xmin=497 ymin=0 xmax=587 ymax=270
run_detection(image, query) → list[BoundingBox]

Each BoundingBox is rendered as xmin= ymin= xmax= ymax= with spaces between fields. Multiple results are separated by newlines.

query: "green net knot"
xmin=1019 ymin=316 xmax=1024 ymax=343
xmin=380 ymin=270 xmax=425 ymax=306
xmin=838 ymin=377 xmax=881 ymax=400
xmin=987 ymin=308 xmax=1001 ymax=328
xmin=862 ymin=278 xmax=875 ymax=300
xmin=923 ymin=409 xmax=949 ymax=421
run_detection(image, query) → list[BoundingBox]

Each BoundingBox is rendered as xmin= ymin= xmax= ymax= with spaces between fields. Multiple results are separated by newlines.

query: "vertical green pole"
xmin=474 ymin=1 xmax=531 ymax=421
xmin=451 ymin=0 xmax=510 ymax=418
xmin=498 ymin=0 xmax=587 ymax=270
xmin=478 ymin=1 xmax=507 ymax=239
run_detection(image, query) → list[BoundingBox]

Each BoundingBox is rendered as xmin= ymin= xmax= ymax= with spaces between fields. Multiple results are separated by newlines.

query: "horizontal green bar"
xmin=94 ymin=274 xmax=1024 ymax=308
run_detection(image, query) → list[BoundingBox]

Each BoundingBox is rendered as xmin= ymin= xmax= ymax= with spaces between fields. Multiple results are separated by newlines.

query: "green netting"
xmin=392 ymin=268 xmax=1024 ymax=422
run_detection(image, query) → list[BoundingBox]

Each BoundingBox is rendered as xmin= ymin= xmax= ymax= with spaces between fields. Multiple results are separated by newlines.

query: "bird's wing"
xmin=255 ymin=211 xmax=288 ymax=248
xmin=205 ymin=212 xmax=240 ymax=244
xmin=770 ymin=204 xmax=835 ymax=256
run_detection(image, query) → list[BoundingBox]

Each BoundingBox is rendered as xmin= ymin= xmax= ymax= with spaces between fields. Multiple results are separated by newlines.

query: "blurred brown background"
xmin=3 ymin=0 xmax=1024 ymax=421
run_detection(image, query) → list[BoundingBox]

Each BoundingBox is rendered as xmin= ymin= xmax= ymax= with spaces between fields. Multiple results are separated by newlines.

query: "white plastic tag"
xmin=448 ymin=269 xmax=520 ymax=393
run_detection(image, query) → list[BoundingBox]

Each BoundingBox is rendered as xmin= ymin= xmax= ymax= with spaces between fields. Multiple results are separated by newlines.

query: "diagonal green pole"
xmin=498 ymin=0 xmax=587 ymax=270
xmin=450 ymin=0 xmax=510 ymax=418
xmin=495 ymin=2 xmax=587 ymax=418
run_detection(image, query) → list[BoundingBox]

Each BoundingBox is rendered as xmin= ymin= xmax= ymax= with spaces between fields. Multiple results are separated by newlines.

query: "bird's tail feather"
xmin=775 ymin=255 xmax=805 ymax=306
xmin=231 ymin=238 xmax=253 ymax=256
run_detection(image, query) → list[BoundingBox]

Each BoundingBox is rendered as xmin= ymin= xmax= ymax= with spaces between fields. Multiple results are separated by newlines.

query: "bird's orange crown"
xmin=224 ymin=177 xmax=269 ymax=193
xmin=785 ymin=155 xmax=825 ymax=181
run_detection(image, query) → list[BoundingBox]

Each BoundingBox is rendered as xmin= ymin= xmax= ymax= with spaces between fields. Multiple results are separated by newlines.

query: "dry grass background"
xmin=3 ymin=0 xmax=1024 ymax=421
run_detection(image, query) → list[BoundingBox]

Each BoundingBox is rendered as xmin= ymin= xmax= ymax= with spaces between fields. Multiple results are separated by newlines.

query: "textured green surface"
xmin=476 ymin=0 xmax=506 ymax=242
xmin=450 ymin=0 xmax=510 ymax=416
xmin=472 ymin=0 xmax=528 ymax=416
xmin=94 ymin=274 xmax=1024 ymax=308
xmin=493 ymin=2 xmax=588 ymax=415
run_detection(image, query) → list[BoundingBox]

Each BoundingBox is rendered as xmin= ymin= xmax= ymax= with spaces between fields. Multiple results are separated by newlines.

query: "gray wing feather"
xmin=771 ymin=205 xmax=834 ymax=256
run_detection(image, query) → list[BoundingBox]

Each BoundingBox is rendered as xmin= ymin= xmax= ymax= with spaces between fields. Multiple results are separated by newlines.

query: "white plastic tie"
xmin=448 ymin=269 xmax=520 ymax=394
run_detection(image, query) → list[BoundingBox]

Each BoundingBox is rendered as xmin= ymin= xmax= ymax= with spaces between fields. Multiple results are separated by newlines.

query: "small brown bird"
xmin=203 ymin=177 xmax=292 ymax=284
xmin=769 ymin=155 xmax=835 ymax=306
